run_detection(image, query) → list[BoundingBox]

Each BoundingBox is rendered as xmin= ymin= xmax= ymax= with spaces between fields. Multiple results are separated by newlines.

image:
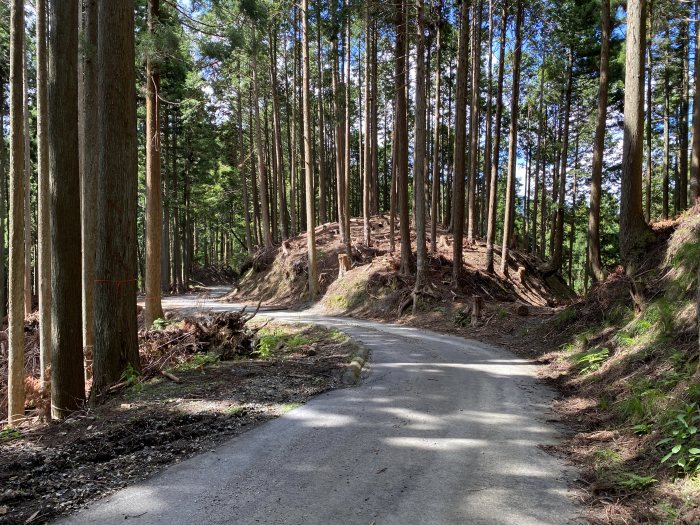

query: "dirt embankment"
xmin=226 ymin=216 xmax=574 ymax=333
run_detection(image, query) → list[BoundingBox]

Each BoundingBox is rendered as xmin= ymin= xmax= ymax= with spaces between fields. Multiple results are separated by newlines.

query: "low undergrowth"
xmin=539 ymin=214 xmax=700 ymax=524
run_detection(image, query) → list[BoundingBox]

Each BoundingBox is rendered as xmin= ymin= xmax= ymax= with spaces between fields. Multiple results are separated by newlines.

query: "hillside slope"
xmin=226 ymin=215 xmax=573 ymax=324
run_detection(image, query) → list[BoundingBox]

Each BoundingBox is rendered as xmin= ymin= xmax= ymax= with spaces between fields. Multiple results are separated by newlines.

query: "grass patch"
xmin=0 ymin=427 xmax=21 ymax=442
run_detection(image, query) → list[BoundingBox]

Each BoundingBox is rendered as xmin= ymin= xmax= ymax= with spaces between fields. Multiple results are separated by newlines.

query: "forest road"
xmin=60 ymin=288 xmax=583 ymax=525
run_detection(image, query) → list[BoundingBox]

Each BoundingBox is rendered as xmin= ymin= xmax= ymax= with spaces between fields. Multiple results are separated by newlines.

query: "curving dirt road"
xmin=59 ymin=289 xmax=582 ymax=524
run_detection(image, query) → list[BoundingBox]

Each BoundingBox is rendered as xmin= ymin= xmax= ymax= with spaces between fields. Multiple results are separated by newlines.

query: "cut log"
xmin=160 ymin=371 xmax=181 ymax=383
xmin=338 ymin=253 xmax=351 ymax=277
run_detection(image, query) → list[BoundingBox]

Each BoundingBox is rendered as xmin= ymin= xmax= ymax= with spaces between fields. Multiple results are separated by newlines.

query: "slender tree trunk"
xmin=331 ymin=3 xmax=346 ymax=245
xmin=8 ymin=0 xmax=26 ymax=425
xmin=467 ymin=0 xmax=482 ymax=243
xmin=290 ymin=11 xmax=299 ymax=236
xmin=550 ymin=53 xmax=573 ymax=272
xmin=588 ymin=0 xmax=610 ymax=283
xmin=568 ymin=132 xmax=579 ymax=287
xmin=370 ymin=23 xmax=379 ymax=215
xmin=680 ymin=12 xmax=690 ymax=210
xmin=49 ymin=0 xmax=85 ymax=418
xmin=301 ymin=0 xmax=318 ymax=299
xmin=645 ymin=0 xmax=653 ymax=221
xmin=396 ymin=0 xmax=412 ymax=275
xmin=237 ymin=69 xmax=253 ymax=254
xmin=252 ymin=28 xmax=273 ymax=249
xmin=344 ymin=20 xmax=352 ymax=255
xmin=171 ymin=112 xmax=182 ymax=291
xmin=22 ymin=41 xmax=31 ymax=319
xmin=413 ymin=0 xmax=427 ymax=309
xmin=37 ymin=0 xmax=51 ymax=390
xmin=430 ymin=11 xmax=443 ymax=255
xmin=270 ymin=29 xmax=289 ymax=239
xmin=0 ymin=80 xmax=7 ymax=328
xmin=532 ymin=49 xmax=545 ymax=255
xmin=500 ymin=0 xmax=523 ymax=275
xmin=451 ymin=0 xmax=470 ymax=282
xmin=316 ymin=12 xmax=328 ymax=225
xmin=690 ymin=0 xmax=700 ymax=206
xmin=486 ymin=0 xmax=507 ymax=274
xmin=144 ymin=0 xmax=164 ymax=327
xmin=620 ymin=0 xmax=652 ymax=273
xmin=482 ymin=0 xmax=494 ymax=243
xmin=662 ymin=24 xmax=670 ymax=220
xmin=363 ymin=2 xmax=371 ymax=246
xmin=161 ymin=111 xmax=171 ymax=292
xmin=92 ymin=0 xmax=139 ymax=396
xmin=79 ymin=0 xmax=98 ymax=373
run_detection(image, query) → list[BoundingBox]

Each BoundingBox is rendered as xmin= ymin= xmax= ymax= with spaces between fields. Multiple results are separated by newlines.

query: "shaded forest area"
xmin=1 ymin=0 xmax=700 ymax=520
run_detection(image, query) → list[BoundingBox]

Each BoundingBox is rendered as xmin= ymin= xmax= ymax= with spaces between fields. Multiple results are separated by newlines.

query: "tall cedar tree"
xmin=80 ymin=0 xmax=98 ymax=375
xmin=49 ymin=0 xmax=85 ymax=418
xmin=413 ymin=0 xmax=427 ymax=309
xmin=588 ymin=0 xmax=611 ymax=283
xmin=451 ymin=0 xmax=469 ymax=282
xmin=145 ymin=0 xmax=165 ymax=327
xmin=486 ymin=0 xmax=507 ymax=274
xmin=302 ymin=0 xmax=319 ymax=299
xmin=7 ymin=0 xmax=26 ymax=425
xmin=500 ymin=0 xmax=523 ymax=275
xmin=620 ymin=0 xmax=652 ymax=274
xmin=92 ymin=0 xmax=140 ymax=396
xmin=396 ymin=0 xmax=412 ymax=275
xmin=36 ymin=0 xmax=51 ymax=390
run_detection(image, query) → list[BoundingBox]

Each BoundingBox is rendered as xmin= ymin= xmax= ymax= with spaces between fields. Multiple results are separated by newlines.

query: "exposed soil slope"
xmin=227 ymin=216 xmax=574 ymax=321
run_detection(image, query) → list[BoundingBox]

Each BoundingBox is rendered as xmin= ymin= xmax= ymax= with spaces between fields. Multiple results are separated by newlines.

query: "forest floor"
xmin=227 ymin=215 xmax=700 ymax=524
xmin=0 ymin=309 xmax=360 ymax=525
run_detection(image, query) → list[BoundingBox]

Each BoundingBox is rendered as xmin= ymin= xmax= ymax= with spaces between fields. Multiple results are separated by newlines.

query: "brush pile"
xmin=139 ymin=305 xmax=263 ymax=379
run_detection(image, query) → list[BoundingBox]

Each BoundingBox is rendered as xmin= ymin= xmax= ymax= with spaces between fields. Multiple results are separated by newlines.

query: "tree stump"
xmin=517 ymin=266 xmax=527 ymax=281
xmin=471 ymin=295 xmax=483 ymax=326
xmin=513 ymin=303 xmax=529 ymax=316
xmin=281 ymin=240 xmax=291 ymax=257
xmin=338 ymin=253 xmax=351 ymax=277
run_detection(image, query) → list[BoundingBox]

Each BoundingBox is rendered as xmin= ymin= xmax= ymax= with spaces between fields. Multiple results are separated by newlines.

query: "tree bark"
xmin=486 ymin=0 xmax=507 ymax=274
xmin=270 ymin=29 xmax=289 ymax=239
xmin=662 ymin=22 xmax=670 ymax=220
xmin=344 ymin=21 xmax=352 ymax=255
xmin=588 ymin=0 xmax=610 ymax=284
xmin=363 ymin=2 xmax=372 ymax=246
xmin=331 ymin=1 xmax=346 ymax=246
xmin=396 ymin=0 xmax=412 ymax=275
xmin=620 ymin=0 xmax=652 ymax=273
xmin=37 ymin=0 xmax=51 ymax=390
xmin=430 ymin=9 xmax=443 ymax=255
xmin=8 ymin=0 xmax=26 ymax=425
xmin=92 ymin=0 xmax=139 ymax=396
xmin=451 ymin=0 xmax=470 ymax=282
xmin=49 ymin=0 xmax=85 ymax=418
xmin=22 ymin=38 xmax=31 ymax=319
xmin=550 ymin=53 xmax=573 ymax=272
xmin=679 ymin=11 xmax=690 ymax=210
xmin=316 ymin=12 xmax=328 ymax=225
xmin=252 ymin=27 xmax=273 ymax=249
xmin=413 ymin=0 xmax=427 ymax=309
xmin=302 ymin=0 xmax=318 ymax=300
xmin=467 ymin=0 xmax=482 ymax=243
xmin=144 ymin=0 xmax=164 ymax=327
xmin=500 ymin=0 xmax=523 ymax=275
xmin=645 ymin=0 xmax=653 ymax=221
